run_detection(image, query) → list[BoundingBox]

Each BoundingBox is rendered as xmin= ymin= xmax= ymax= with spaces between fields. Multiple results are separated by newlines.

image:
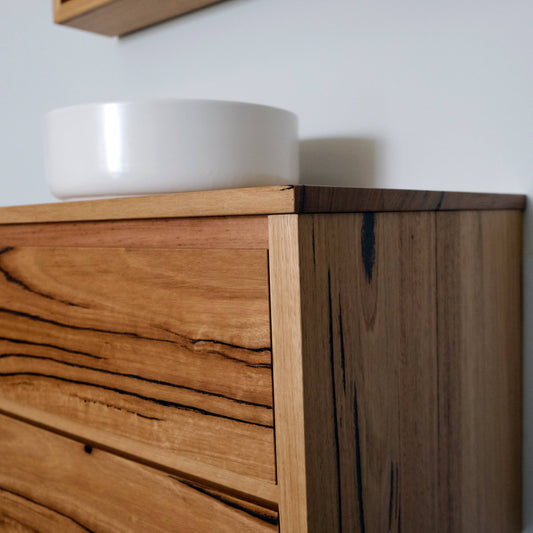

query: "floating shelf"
xmin=52 ymin=0 xmax=226 ymax=37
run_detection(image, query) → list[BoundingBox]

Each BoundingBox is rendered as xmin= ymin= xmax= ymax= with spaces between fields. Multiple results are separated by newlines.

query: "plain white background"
xmin=1 ymin=0 xmax=532 ymax=528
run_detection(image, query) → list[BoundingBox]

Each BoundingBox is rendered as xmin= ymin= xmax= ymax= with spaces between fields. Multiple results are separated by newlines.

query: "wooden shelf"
xmin=52 ymin=0 xmax=226 ymax=37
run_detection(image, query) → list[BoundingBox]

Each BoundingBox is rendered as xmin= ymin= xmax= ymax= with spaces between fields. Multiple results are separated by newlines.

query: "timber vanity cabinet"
xmin=0 ymin=185 xmax=524 ymax=532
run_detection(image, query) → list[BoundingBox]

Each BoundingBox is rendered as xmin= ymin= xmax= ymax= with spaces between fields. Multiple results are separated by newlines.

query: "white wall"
xmin=1 ymin=0 xmax=532 ymax=527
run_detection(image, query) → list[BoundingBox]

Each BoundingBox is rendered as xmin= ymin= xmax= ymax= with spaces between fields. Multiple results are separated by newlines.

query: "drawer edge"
xmin=0 ymin=397 xmax=279 ymax=510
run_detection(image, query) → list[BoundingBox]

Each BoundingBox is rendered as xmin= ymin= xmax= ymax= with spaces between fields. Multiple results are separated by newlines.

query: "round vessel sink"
xmin=43 ymin=99 xmax=299 ymax=200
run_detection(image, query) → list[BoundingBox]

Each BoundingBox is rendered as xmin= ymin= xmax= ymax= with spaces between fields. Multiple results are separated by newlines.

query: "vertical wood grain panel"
xmin=268 ymin=215 xmax=308 ymax=530
xmin=270 ymin=212 xmax=438 ymax=532
xmin=436 ymin=210 xmax=522 ymax=532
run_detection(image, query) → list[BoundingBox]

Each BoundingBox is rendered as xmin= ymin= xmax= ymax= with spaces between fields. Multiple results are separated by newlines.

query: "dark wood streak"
xmin=159 ymin=325 xmax=272 ymax=358
xmin=295 ymin=183 xmax=307 ymax=212
xmin=338 ymin=299 xmax=346 ymax=392
xmin=435 ymin=191 xmax=445 ymax=211
xmin=388 ymin=466 xmax=394 ymax=530
xmin=0 ymin=486 xmax=95 ymax=532
xmin=264 ymin=250 xmax=279 ymax=485
xmin=0 ymin=372 xmax=273 ymax=429
xmin=0 ymin=352 xmax=272 ymax=411
xmin=311 ymin=220 xmax=316 ymax=269
xmin=182 ymin=337 xmax=272 ymax=368
xmin=327 ymin=270 xmax=343 ymax=532
xmin=395 ymin=464 xmax=400 ymax=528
xmin=361 ymin=213 xmax=375 ymax=283
xmin=354 ymin=386 xmax=366 ymax=533
xmin=398 ymin=507 xmax=402 ymax=533
xmin=0 ymin=249 xmax=88 ymax=309
xmin=168 ymin=475 xmax=279 ymax=526
xmin=0 ymin=335 xmax=103 ymax=360
xmin=0 ymin=307 xmax=271 ymax=369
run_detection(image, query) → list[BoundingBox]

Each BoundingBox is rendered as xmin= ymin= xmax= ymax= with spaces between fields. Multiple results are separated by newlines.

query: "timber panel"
xmin=0 ymin=216 xmax=269 ymax=249
xmin=270 ymin=212 xmax=439 ymax=531
xmin=0 ymin=414 xmax=278 ymax=532
xmin=0 ymin=246 xmax=275 ymax=482
xmin=436 ymin=210 xmax=522 ymax=532
xmin=270 ymin=210 xmax=522 ymax=532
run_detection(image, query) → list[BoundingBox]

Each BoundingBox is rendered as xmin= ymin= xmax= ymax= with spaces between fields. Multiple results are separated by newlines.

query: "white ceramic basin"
xmin=43 ymin=100 xmax=299 ymax=200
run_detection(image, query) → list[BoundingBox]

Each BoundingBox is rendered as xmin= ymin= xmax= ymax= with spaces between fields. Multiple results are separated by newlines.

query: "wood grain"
xmin=0 ymin=397 xmax=278 ymax=509
xmin=53 ymin=0 xmax=110 ymax=22
xmin=268 ymin=215 xmax=307 ymax=529
xmin=436 ymin=210 xmax=522 ymax=532
xmin=270 ymin=212 xmax=439 ymax=531
xmin=0 ymin=216 xmax=268 ymax=249
xmin=0 ymin=414 xmax=278 ymax=532
xmin=54 ymin=0 xmax=226 ymax=36
xmin=0 ymin=246 xmax=275 ymax=482
xmin=0 ymin=185 xmax=524 ymax=225
xmin=270 ymin=210 xmax=522 ymax=532
xmin=295 ymin=186 xmax=526 ymax=213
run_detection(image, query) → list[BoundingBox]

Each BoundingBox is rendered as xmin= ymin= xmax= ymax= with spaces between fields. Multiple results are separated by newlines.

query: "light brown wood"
xmin=0 ymin=186 xmax=295 ymax=224
xmin=268 ymin=215 xmax=307 ymax=529
xmin=0 ymin=215 xmax=268 ymax=249
xmin=269 ymin=212 xmax=439 ymax=532
xmin=53 ymin=0 xmax=111 ymax=23
xmin=0 ymin=397 xmax=278 ymax=508
xmin=436 ymin=210 xmax=522 ymax=532
xmin=0 ymin=186 xmax=525 ymax=225
xmin=53 ymin=0 xmax=228 ymax=36
xmin=0 ymin=246 xmax=275 ymax=482
xmin=0 ymin=414 xmax=278 ymax=532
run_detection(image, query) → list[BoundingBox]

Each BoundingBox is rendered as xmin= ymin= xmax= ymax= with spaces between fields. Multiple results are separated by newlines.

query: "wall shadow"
xmin=299 ymin=137 xmax=379 ymax=188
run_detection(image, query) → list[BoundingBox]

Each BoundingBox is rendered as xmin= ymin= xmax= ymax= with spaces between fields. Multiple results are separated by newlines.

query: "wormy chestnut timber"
xmin=269 ymin=209 xmax=522 ymax=532
xmin=0 ymin=414 xmax=278 ymax=532
xmin=0 ymin=246 xmax=275 ymax=483
xmin=0 ymin=186 xmax=524 ymax=532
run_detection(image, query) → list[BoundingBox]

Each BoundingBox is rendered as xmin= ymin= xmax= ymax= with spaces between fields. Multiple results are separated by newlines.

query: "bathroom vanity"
xmin=0 ymin=185 xmax=524 ymax=532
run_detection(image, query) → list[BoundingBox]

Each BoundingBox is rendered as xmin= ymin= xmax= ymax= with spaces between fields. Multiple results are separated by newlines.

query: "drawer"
xmin=0 ymin=245 xmax=275 ymax=483
xmin=0 ymin=414 xmax=278 ymax=532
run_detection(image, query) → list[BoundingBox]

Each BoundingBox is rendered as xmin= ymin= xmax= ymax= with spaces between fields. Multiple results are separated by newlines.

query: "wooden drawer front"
xmin=0 ymin=246 xmax=274 ymax=482
xmin=0 ymin=415 xmax=278 ymax=532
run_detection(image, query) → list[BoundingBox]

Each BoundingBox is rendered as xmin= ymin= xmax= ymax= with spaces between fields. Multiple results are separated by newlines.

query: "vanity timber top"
xmin=0 ymin=185 xmax=525 ymax=224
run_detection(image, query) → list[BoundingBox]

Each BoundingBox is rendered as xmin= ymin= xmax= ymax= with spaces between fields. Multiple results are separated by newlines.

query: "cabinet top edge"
xmin=0 ymin=185 xmax=526 ymax=225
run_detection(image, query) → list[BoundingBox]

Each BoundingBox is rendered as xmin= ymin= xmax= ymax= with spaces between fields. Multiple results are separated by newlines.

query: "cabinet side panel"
xmin=270 ymin=212 xmax=439 ymax=532
xmin=436 ymin=210 xmax=522 ymax=532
